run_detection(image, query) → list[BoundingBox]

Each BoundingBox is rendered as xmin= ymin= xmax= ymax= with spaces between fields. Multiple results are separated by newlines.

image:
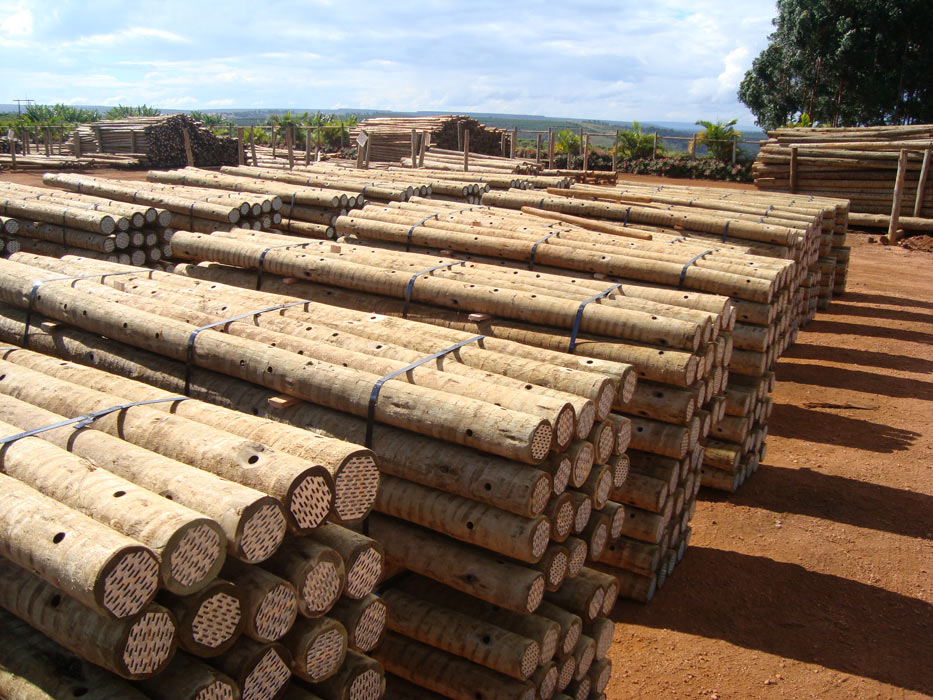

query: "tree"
xmin=104 ymin=105 xmax=160 ymax=119
xmin=695 ymin=119 xmax=741 ymax=161
xmin=554 ymin=129 xmax=579 ymax=155
xmin=738 ymin=0 xmax=933 ymax=130
xmin=615 ymin=121 xmax=656 ymax=159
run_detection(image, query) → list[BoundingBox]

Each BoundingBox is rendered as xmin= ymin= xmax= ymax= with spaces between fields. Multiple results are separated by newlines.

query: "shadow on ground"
xmin=782 ymin=343 xmax=933 ymax=374
xmin=840 ymin=291 xmax=933 ymax=311
xmin=768 ymin=403 xmax=919 ymax=452
xmin=612 ymin=546 xmax=933 ymax=695
xmin=775 ymin=361 xmax=933 ymax=400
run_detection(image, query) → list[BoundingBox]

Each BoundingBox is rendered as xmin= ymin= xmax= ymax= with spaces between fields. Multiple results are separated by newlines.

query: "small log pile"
xmin=753 ymin=124 xmax=933 ymax=233
xmin=66 ymin=114 xmax=239 ymax=169
xmin=401 ymin=147 xmax=542 ymax=176
xmin=352 ymin=116 xmax=509 ymax=161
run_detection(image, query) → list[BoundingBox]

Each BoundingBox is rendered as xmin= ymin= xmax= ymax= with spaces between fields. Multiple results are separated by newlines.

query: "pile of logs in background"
xmin=351 ymin=116 xmax=510 ymax=162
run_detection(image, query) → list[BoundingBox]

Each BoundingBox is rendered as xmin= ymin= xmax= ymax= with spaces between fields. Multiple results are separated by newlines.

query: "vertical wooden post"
xmin=418 ymin=131 xmax=428 ymax=168
xmin=236 ymin=128 xmax=245 ymax=165
xmin=691 ymin=133 xmax=697 ymax=159
xmin=500 ymin=132 xmax=506 ymax=157
xmin=731 ymin=136 xmax=738 ymax=165
xmin=536 ymin=133 xmax=542 ymax=164
xmin=463 ymin=130 xmax=470 ymax=172
xmin=287 ymin=125 xmax=295 ymax=169
xmin=583 ymin=134 xmax=590 ymax=172
xmin=889 ymin=149 xmax=909 ymax=243
xmin=913 ymin=148 xmax=931 ymax=217
xmin=249 ymin=125 xmax=258 ymax=166
xmin=789 ymin=146 xmax=799 ymax=193
xmin=652 ymin=132 xmax=658 ymax=159
xmin=511 ymin=127 xmax=517 ymax=159
xmin=303 ymin=128 xmax=310 ymax=166
xmin=271 ymin=128 xmax=277 ymax=158
xmin=457 ymin=121 xmax=463 ymax=151
xmin=182 ymin=128 xmax=195 ymax=167
xmin=363 ymin=132 xmax=371 ymax=169
xmin=130 ymin=129 xmax=137 ymax=153
xmin=612 ymin=133 xmax=618 ymax=173
xmin=44 ymin=127 xmax=50 ymax=157
xmin=8 ymin=130 xmax=15 ymax=168
xmin=548 ymin=129 xmax=555 ymax=166
xmin=578 ymin=127 xmax=584 ymax=158
xmin=316 ymin=127 xmax=322 ymax=162
xmin=73 ymin=127 xmax=81 ymax=158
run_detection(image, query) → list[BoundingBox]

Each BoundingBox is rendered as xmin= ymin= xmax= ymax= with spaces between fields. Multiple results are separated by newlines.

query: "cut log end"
xmin=595 ymin=472 xmax=612 ymax=509
xmin=532 ymin=519 xmax=552 ymax=560
xmin=532 ymin=477 xmax=552 ymax=515
xmin=588 ymin=590 xmax=605 ymax=622
xmin=191 ymin=590 xmax=242 ymax=651
xmin=556 ymin=407 xmax=575 ymax=449
xmin=305 ymin=627 xmax=346 ymax=681
xmin=290 ymin=474 xmax=334 ymax=530
xmin=590 ymin=523 xmax=608 ymax=561
xmin=531 ymin=423 xmax=554 ymax=461
xmin=301 ymin=560 xmax=342 ymax=616
xmin=572 ymin=445 xmax=594 ymax=487
xmin=559 ymin=655 xmax=576 ymax=690
xmin=194 ymin=682 xmax=237 ymax=700
xmin=169 ymin=522 xmax=224 ymax=590
xmin=349 ymin=668 xmax=384 ymax=700
xmin=576 ymin=403 xmax=596 ymax=440
xmin=539 ymin=664 xmax=559 ymax=699
xmin=346 ymin=547 xmax=383 ymax=599
xmin=103 ymin=549 xmax=160 ymax=618
xmin=541 ymin=626 xmax=560 ymax=663
xmin=527 ymin=576 xmax=545 ymax=613
xmin=574 ymin=499 xmax=592 ymax=534
xmin=243 ymin=648 xmax=292 ymax=700
xmin=123 ymin=610 xmax=176 ymax=677
xmin=596 ymin=385 xmax=615 ymax=422
xmin=547 ymin=551 xmax=569 ymax=589
xmin=255 ymin=584 xmax=299 ymax=641
xmin=239 ymin=503 xmax=287 ymax=564
xmin=354 ymin=598 xmax=387 ymax=652
xmin=597 ymin=428 xmax=615 ymax=465
xmin=568 ymin=540 xmax=588 ymax=577
xmin=334 ymin=454 xmax=380 ymax=521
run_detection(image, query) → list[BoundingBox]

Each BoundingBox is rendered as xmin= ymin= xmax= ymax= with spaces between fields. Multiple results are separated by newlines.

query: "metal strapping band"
xmin=405 ymin=213 xmax=439 ymax=251
xmin=364 ymin=334 xmax=485 ymax=447
xmin=256 ymin=242 xmax=313 ymax=290
xmin=668 ymin=236 xmax=688 ymax=244
xmin=623 ymin=207 xmax=631 ymax=226
xmin=538 ymin=198 xmax=546 ymax=209
xmin=183 ymin=300 xmax=309 ymax=394
xmin=569 ymin=283 xmax=622 ymax=353
xmin=721 ymin=221 xmax=731 ymax=243
xmin=529 ymin=231 xmax=560 ymax=269
xmin=679 ymin=249 xmax=717 ymax=287
xmin=23 ymin=270 xmax=142 ymax=347
xmin=402 ymin=261 xmax=465 ymax=318
xmin=0 ymin=396 xmax=189 ymax=446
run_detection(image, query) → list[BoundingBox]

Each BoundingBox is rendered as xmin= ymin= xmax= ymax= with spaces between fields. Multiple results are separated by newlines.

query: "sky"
xmin=0 ymin=0 xmax=778 ymax=126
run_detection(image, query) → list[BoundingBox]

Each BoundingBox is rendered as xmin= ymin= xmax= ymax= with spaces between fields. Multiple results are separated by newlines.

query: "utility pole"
xmin=13 ymin=99 xmax=35 ymax=115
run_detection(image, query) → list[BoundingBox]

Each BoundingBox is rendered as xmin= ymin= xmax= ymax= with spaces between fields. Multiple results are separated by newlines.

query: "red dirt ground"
xmin=607 ymin=233 xmax=933 ymax=699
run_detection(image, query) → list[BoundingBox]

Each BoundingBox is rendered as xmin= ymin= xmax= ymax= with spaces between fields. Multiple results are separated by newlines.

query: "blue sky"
xmin=0 ymin=0 xmax=778 ymax=125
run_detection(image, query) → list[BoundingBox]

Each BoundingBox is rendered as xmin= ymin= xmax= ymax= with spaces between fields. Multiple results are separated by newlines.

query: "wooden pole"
xmin=913 ymin=148 xmax=931 ymax=217
xmin=249 ymin=125 xmax=258 ymax=166
xmin=889 ymin=149 xmax=909 ymax=243
xmin=583 ymin=135 xmax=590 ymax=172
xmin=536 ymin=133 xmax=542 ymax=164
xmin=182 ymin=128 xmax=195 ymax=167
xmin=511 ymin=127 xmax=518 ymax=159
xmin=789 ymin=146 xmax=798 ymax=193
xmin=305 ymin=128 xmax=312 ymax=167
xmin=363 ymin=135 xmax=370 ymax=169
xmin=732 ymin=135 xmax=738 ymax=165
xmin=548 ymin=127 xmax=554 ymax=165
xmin=691 ymin=133 xmax=697 ymax=160
xmin=8 ymin=131 xmax=16 ymax=167
xmin=652 ymin=132 xmax=658 ymax=159
xmin=418 ymin=131 xmax=428 ymax=167
xmin=236 ymin=128 xmax=244 ymax=166
xmin=287 ymin=125 xmax=295 ymax=170
xmin=463 ymin=130 xmax=470 ymax=172
xmin=411 ymin=129 xmax=418 ymax=169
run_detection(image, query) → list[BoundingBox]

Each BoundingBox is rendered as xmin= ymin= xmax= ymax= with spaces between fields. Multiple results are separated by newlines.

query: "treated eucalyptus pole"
xmin=306 ymin=128 xmax=312 ymax=167
xmin=463 ymin=130 xmax=470 ymax=172
xmin=789 ymin=146 xmax=798 ymax=193
xmin=583 ymin=135 xmax=590 ymax=172
xmin=237 ymin=128 xmax=245 ymax=166
xmin=913 ymin=148 xmax=931 ymax=217
xmin=548 ymin=128 xmax=554 ymax=165
xmin=511 ymin=127 xmax=518 ymax=159
xmin=536 ymin=133 xmax=542 ymax=164
xmin=287 ymin=125 xmax=295 ymax=169
xmin=612 ymin=132 xmax=618 ymax=172
xmin=411 ymin=130 xmax=418 ymax=168
xmin=183 ymin=128 xmax=195 ymax=167
xmin=652 ymin=132 xmax=657 ymax=159
xmin=889 ymin=149 xmax=909 ymax=243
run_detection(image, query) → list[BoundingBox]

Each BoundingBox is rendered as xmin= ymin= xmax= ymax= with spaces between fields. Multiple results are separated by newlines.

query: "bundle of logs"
xmin=401 ymin=147 xmax=543 ymax=176
xmin=351 ymin=116 xmax=510 ymax=161
xmin=0 ymin=263 xmax=386 ymax=699
xmin=0 ymin=250 xmax=638 ymax=700
xmin=753 ymin=124 xmax=933 ymax=233
xmin=67 ymin=115 xmax=239 ymax=169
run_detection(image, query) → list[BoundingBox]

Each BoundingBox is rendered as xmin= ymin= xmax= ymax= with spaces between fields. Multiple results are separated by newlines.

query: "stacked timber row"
xmin=66 ymin=114 xmax=239 ymax=168
xmin=0 ymin=252 xmax=637 ymax=699
xmin=401 ymin=147 xmax=542 ymax=176
xmin=0 ymin=258 xmax=387 ymax=699
xmin=351 ymin=115 xmax=510 ymax=161
xmin=753 ymin=124 xmax=933 ymax=234
xmin=326 ymin=196 xmax=804 ymax=498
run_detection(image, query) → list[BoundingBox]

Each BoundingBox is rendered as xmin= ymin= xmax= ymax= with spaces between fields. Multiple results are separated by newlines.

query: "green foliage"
xmin=618 ymin=153 xmax=753 ymax=182
xmin=19 ymin=103 xmax=100 ymax=124
xmin=738 ymin=0 xmax=933 ymax=129
xmin=784 ymin=112 xmax=812 ymax=128
xmin=695 ymin=119 xmax=741 ymax=161
xmin=615 ymin=121 xmax=656 ymax=159
xmin=554 ymin=129 xmax=580 ymax=155
xmin=104 ymin=104 xmax=161 ymax=119
xmin=190 ymin=110 xmax=228 ymax=127
xmin=264 ymin=111 xmax=359 ymax=151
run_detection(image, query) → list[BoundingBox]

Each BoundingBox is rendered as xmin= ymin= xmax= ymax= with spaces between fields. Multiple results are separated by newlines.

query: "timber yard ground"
xmin=1 ymin=169 xmax=931 ymax=699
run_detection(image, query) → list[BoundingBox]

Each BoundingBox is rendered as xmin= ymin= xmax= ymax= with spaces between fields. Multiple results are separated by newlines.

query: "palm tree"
xmin=615 ymin=121 xmax=656 ymax=159
xmin=695 ymin=119 xmax=741 ymax=161
xmin=554 ymin=129 xmax=580 ymax=155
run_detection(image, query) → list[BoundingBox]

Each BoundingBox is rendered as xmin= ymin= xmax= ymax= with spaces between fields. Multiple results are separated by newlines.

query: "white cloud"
xmin=0 ymin=1 xmax=32 ymax=34
xmin=66 ymin=27 xmax=190 ymax=48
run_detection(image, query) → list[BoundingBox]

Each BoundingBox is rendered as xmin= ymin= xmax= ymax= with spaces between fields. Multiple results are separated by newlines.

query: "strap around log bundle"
xmin=529 ymin=231 xmax=561 ymax=270
xmin=402 ymin=260 xmax=466 ymax=317
xmin=568 ymin=284 xmax=623 ymax=353
xmin=364 ymin=334 xmax=486 ymax=448
xmin=678 ymin=250 xmax=718 ymax=288
xmin=0 ymin=395 xmax=188 ymax=445
xmin=256 ymin=241 xmax=313 ymax=289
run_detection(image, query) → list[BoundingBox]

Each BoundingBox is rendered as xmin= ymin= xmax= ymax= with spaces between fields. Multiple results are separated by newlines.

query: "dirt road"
xmin=607 ymin=235 xmax=933 ymax=699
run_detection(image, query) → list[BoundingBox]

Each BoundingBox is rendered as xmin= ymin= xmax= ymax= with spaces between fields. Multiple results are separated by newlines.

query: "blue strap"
xmin=364 ymin=335 xmax=486 ymax=447
xmin=529 ymin=231 xmax=560 ymax=269
xmin=184 ymin=300 xmax=309 ymax=394
xmin=622 ymin=207 xmax=631 ymax=226
xmin=405 ymin=214 xmax=439 ymax=251
xmin=668 ymin=236 xmax=688 ymax=244
xmin=256 ymin=242 xmax=313 ymax=289
xmin=679 ymin=249 xmax=717 ymax=287
xmin=569 ymin=284 xmax=622 ymax=353
xmin=402 ymin=261 xmax=465 ymax=318
xmin=0 ymin=396 xmax=188 ymax=446
xmin=23 ymin=270 xmax=142 ymax=347
xmin=721 ymin=221 xmax=730 ymax=243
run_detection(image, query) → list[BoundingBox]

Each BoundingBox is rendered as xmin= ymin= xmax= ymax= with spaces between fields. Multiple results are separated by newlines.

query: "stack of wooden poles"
xmin=351 ymin=116 xmax=509 ymax=161
xmin=0 ymin=251 xmax=637 ymax=700
xmin=0 ymin=260 xmax=386 ymax=698
xmin=401 ymin=147 xmax=542 ymax=176
xmin=753 ymin=124 xmax=933 ymax=233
